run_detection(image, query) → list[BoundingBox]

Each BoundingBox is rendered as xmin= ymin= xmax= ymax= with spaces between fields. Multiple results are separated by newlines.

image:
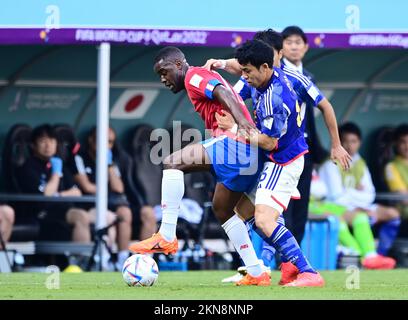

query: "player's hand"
xmin=331 ymin=145 xmax=352 ymax=171
xmin=215 ymin=110 xmax=236 ymax=130
xmin=50 ymin=156 xmax=63 ymax=176
xmin=203 ymin=58 xmax=226 ymax=71
xmin=238 ymin=120 xmax=257 ymax=136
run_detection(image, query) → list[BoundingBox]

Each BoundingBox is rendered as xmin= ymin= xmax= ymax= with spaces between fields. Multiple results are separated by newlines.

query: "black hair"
xmin=235 ymin=39 xmax=274 ymax=69
xmin=281 ymin=25 xmax=308 ymax=44
xmin=393 ymin=124 xmax=408 ymax=141
xmin=31 ymin=124 xmax=57 ymax=144
xmin=253 ymin=28 xmax=283 ymax=51
xmin=339 ymin=122 xmax=362 ymax=140
xmin=154 ymin=46 xmax=185 ymax=64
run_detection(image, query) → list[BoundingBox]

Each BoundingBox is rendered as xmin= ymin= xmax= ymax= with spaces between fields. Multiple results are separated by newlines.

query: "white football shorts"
xmin=246 ymin=156 xmax=304 ymax=214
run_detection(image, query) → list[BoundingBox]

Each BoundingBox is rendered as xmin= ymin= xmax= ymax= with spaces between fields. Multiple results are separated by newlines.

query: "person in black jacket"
xmin=71 ymin=127 xmax=155 ymax=268
xmin=280 ymin=26 xmax=332 ymax=244
xmin=17 ymin=124 xmax=91 ymax=242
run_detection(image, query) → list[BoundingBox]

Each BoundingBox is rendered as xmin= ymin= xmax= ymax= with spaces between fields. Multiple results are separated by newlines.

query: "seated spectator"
xmin=16 ymin=124 xmax=92 ymax=242
xmin=71 ymin=127 xmax=152 ymax=268
xmin=0 ymin=204 xmax=15 ymax=249
xmin=317 ymin=122 xmax=400 ymax=269
xmin=385 ymin=124 xmax=408 ymax=221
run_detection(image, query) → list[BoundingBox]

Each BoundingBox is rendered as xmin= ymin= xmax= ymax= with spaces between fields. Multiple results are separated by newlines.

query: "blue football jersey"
xmin=252 ymin=67 xmax=309 ymax=164
xmin=235 ymin=62 xmax=325 ymax=139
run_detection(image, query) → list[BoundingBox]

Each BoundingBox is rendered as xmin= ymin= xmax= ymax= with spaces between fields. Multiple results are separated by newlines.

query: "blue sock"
xmin=260 ymin=214 xmax=285 ymax=265
xmin=266 ymin=224 xmax=316 ymax=274
xmin=377 ymin=218 xmax=401 ymax=256
xmin=244 ymin=217 xmax=255 ymax=240
xmin=261 ymin=240 xmax=276 ymax=266
xmin=277 ymin=213 xmax=285 ymax=226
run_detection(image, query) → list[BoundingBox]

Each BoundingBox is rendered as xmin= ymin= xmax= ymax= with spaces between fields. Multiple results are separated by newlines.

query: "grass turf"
xmin=0 ymin=270 xmax=407 ymax=300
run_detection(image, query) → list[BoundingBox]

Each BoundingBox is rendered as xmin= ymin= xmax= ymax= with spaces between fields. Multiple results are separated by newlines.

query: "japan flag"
xmin=110 ymin=89 xmax=159 ymax=119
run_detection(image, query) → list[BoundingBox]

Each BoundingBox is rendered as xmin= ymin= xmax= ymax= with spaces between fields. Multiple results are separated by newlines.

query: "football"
xmin=122 ymin=254 xmax=159 ymax=287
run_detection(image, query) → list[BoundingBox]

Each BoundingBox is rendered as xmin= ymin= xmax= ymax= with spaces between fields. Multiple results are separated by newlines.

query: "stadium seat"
xmin=368 ymin=126 xmax=395 ymax=195
xmin=129 ymin=124 xmax=163 ymax=207
xmin=112 ymin=139 xmax=145 ymax=209
xmin=53 ymin=123 xmax=81 ymax=171
xmin=2 ymin=124 xmax=32 ymax=193
xmin=1 ymin=124 xmax=40 ymax=241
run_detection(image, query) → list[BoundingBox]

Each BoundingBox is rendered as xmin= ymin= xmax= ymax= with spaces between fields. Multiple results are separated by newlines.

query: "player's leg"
xmin=212 ymin=184 xmax=269 ymax=285
xmin=249 ymin=158 xmax=324 ymax=287
xmin=346 ymin=209 xmax=396 ymax=269
xmin=235 ymin=195 xmax=280 ymax=268
xmin=0 ymin=205 xmax=15 ymax=248
xmin=129 ymin=143 xmax=211 ymax=254
xmin=310 ymin=202 xmax=363 ymax=256
xmin=158 ymin=144 xmax=211 ymax=241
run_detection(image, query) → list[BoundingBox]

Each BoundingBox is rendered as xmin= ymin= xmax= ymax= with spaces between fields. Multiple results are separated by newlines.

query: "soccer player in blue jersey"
xmin=227 ymin=39 xmax=325 ymax=286
xmin=129 ymin=46 xmax=271 ymax=286
xmin=204 ymin=31 xmax=351 ymax=286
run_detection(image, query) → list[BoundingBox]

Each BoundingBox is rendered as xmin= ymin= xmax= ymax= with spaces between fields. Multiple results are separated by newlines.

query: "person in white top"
xmin=318 ymin=122 xmax=400 ymax=269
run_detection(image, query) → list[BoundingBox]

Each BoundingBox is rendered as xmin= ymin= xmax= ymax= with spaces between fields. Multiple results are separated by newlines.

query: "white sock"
xmin=158 ymin=169 xmax=184 ymax=241
xmin=222 ymin=214 xmax=263 ymax=277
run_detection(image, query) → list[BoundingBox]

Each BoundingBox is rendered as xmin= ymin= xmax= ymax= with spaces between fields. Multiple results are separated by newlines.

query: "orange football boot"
xmin=235 ymin=271 xmax=271 ymax=286
xmin=129 ymin=233 xmax=178 ymax=255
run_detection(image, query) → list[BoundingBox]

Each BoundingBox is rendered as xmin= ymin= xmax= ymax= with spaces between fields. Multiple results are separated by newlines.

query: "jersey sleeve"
xmin=260 ymin=86 xmax=290 ymax=138
xmin=292 ymin=76 xmax=324 ymax=107
xmin=185 ymin=68 xmax=223 ymax=100
xmin=233 ymin=77 xmax=252 ymax=101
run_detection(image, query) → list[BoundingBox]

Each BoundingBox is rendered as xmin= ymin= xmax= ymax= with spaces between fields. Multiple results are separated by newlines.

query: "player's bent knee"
xmin=254 ymin=206 xmax=279 ymax=232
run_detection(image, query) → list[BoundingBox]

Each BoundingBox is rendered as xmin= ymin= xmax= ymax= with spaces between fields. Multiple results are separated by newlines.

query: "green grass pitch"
xmin=0 ymin=270 xmax=407 ymax=300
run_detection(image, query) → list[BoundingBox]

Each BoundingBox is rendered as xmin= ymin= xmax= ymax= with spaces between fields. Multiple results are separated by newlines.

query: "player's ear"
xmin=303 ymin=43 xmax=309 ymax=54
xmin=261 ymin=62 xmax=270 ymax=72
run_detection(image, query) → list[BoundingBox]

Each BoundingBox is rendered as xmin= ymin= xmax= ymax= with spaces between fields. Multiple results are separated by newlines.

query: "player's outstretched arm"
xmin=214 ymin=110 xmax=275 ymax=150
xmin=317 ymin=98 xmax=352 ymax=170
xmin=212 ymin=85 xmax=256 ymax=134
xmin=202 ymin=58 xmax=242 ymax=76
xmin=248 ymin=132 xmax=277 ymax=151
